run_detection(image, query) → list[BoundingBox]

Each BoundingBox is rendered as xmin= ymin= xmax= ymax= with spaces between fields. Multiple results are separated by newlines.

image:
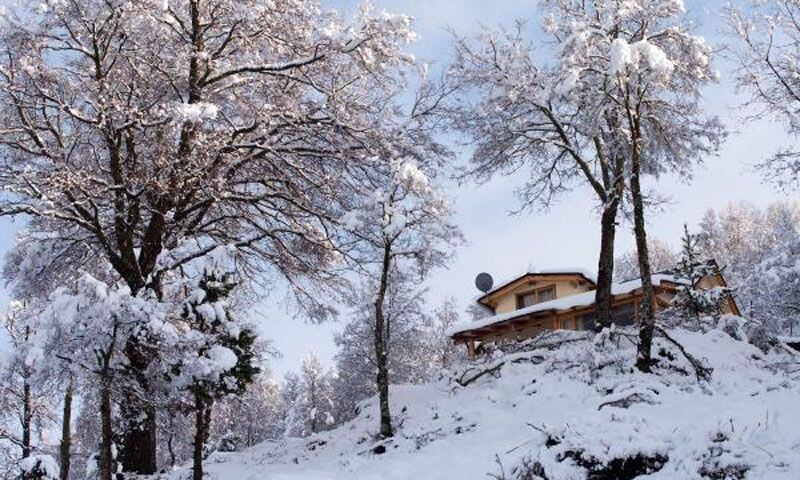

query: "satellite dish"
xmin=475 ymin=272 xmax=494 ymax=293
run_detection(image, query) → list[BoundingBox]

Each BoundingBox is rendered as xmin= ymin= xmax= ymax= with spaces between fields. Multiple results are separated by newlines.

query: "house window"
xmin=579 ymin=311 xmax=597 ymax=331
xmin=538 ymin=287 xmax=556 ymax=302
xmin=578 ymin=303 xmax=637 ymax=330
xmin=517 ymin=286 xmax=556 ymax=309
xmin=612 ymin=303 xmax=637 ymax=326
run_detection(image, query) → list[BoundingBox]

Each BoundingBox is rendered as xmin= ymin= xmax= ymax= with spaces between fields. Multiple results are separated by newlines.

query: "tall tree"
xmin=557 ymin=0 xmax=723 ymax=371
xmin=448 ymin=0 xmax=721 ymax=342
xmin=448 ymin=12 xmax=628 ymax=330
xmin=332 ymin=281 xmax=437 ymax=425
xmin=0 ymin=0 xmax=420 ymax=472
xmin=341 ymin=154 xmax=459 ymax=439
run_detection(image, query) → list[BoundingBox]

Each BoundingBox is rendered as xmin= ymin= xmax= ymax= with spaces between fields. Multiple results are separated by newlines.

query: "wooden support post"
xmin=467 ymin=340 xmax=476 ymax=361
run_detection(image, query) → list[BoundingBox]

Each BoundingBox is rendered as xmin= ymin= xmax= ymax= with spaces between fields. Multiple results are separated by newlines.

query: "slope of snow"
xmin=174 ymin=325 xmax=800 ymax=480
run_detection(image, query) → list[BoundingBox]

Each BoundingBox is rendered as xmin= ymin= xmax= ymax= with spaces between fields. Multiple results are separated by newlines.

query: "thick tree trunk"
xmin=630 ymin=156 xmax=655 ymax=372
xmin=594 ymin=200 xmax=620 ymax=330
xmin=99 ymin=378 xmax=114 ymax=480
xmin=59 ymin=380 xmax=73 ymax=480
xmin=119 ymin=340 xmax=157 ymax=474
xmin=193 ymin=392 xmax=206 ymax=480
xmin=119 ymin=400 xmax=157 ymax=474
xmin=374 ymin=243 xmax=393 ymax=439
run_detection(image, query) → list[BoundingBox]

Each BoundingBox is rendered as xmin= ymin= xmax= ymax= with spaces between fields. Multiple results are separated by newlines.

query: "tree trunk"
xmin=99 ymin=378 xmax=114 ymax=480
xmin=374 ymin=243 xmax=393 ymax=439
xmin=21 ymin=378 xmax=32 ymax=459
xmin=594 ymin=200 xmax=620 ymax=330
xmin=59 ymin=380 xmax=73 ymax=480
xmin=630 ymin=152 xmax=655 ymax=373
xmin=119 ymin=341 xmax=157 ymax=474
xmin=193 ymin=392 xmax=206 ymax=480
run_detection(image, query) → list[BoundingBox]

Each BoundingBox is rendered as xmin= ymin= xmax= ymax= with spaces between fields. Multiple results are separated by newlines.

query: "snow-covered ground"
xmin=173 ymin=322 xmax=800 ymax=480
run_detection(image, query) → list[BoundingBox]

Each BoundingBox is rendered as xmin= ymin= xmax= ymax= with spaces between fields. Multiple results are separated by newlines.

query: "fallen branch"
xmin=456 ymin=362 xmax=505 ymax=387
xmin=455 ymin=354 xmax=546 ymax=387
xmin=655 ymin=326 xmax=713 ymax=381
xmin=598 ymin=391 xmax=658 ymax=411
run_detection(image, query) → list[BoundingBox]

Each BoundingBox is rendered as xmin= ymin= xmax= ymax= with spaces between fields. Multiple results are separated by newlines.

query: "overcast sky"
xmin=0 ymin=0 xmax=794 ymax=376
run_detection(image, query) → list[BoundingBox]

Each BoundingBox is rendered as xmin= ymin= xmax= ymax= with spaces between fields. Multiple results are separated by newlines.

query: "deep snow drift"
xmin=173 ymin=318 xmax=800 ymax=480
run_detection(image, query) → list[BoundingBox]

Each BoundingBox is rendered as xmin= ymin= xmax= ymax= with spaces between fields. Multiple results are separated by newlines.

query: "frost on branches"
xmin=0 ymin=0 xmax=423 ymax=471
xmin=726 ymin=0 xmax=800 ymax=189
xmin=447 ymin=0 xmax=723 ymax=341
xmin=339 ymin=151 xmax=460 ymax=439
xmin=740 ymin=235 xmax=800 ymax=335
xmin=283 ymin=354 xmax=336 ymax=438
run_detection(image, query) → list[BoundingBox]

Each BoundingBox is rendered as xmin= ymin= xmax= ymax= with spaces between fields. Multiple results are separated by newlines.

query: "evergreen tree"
xmin=671 ymin=225 xmax=729 ymax=321
xmin=167 ymin=259 xmax=259 ymax=480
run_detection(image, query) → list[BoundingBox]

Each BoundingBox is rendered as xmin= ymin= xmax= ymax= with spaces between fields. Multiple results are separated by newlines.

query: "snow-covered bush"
xmin=18 ymin=455 xmax=58 ymax=480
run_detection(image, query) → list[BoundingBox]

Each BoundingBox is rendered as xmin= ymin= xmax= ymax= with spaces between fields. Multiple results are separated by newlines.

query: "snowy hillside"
xmin=174 ymin=321 xmax=800 ymax=480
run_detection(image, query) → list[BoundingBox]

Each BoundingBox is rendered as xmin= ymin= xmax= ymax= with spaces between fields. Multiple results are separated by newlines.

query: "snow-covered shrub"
xmin=18 ymin=455 xmax=58 ymax=480
xmin=714 ymin=314 xmax=782 ymax=353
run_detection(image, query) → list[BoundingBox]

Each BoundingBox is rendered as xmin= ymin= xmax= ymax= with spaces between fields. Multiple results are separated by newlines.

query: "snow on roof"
xmin=449 ymin=273 xmax=686 ymax=337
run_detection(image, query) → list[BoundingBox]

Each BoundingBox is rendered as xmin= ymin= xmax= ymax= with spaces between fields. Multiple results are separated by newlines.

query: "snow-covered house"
xmin=449 ymin=268 xmax=740 ymax=359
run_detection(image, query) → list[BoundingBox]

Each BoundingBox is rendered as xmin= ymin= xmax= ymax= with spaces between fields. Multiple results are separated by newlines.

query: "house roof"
xmin=476 ymin=268 xmax=598 ymax=307
xmin=449 ymin=273 xmax=688 ymax=337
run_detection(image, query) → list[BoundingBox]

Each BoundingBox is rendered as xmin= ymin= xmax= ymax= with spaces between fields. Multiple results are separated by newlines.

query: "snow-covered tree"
xmin=0 ymin=301 xmax=64 ymax=480
xmin=283 ymin=354 xmax=336 ymax=438
xmin=18 ymin=455 xmax=59 ymax=480
xmin=332 ymin=281 xmax=436 ymax=425
xmin=448 ymin=0 xmax=722 ymax=340
xmin=449 ymin=0 xmax=722 ymax=370
xmin=279 ymin=372 xmax=302 ymax=438
xmin=615 ymin=238 xmax=678 ymax=281
xmin=552 ymin=0 xmax=721 ymax=371
xmin=697 ymin=201 xmax=800 ymax=293
xmin=448 ymin=11 xmax=627 ymax=331
xmin=726 ymin=0 xmax=800 ymax=188
xmin=670 ymin=225 xmax=730 ymax=322
xmin=166 ymin=254 xmax=259 ymax=480
xmin=693 ymin=202 xmax=800 ymax=331
xmin=0 ymin=0 xmax=422 ymax=471
xmin=1 ymin=302 xmax=37 ymax=463
xmin=739 ymin=237 xmax=800 ymax=334
xmin=429 ymin=297 xmax=465 ymax=371
xmin=211 ymin=375 xmax=283 ymax=450
xmin=340 ymin=153 xmax=459 ymax=439
xmin=29 ymin=276 xmax=166 ymax=480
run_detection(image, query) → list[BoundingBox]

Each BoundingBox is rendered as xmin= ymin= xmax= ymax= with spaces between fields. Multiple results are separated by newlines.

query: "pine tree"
xmin=671 ymin=225 xmax=729 ymax=322
xmin=168 ymin=266 xmax=259 ymax=480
